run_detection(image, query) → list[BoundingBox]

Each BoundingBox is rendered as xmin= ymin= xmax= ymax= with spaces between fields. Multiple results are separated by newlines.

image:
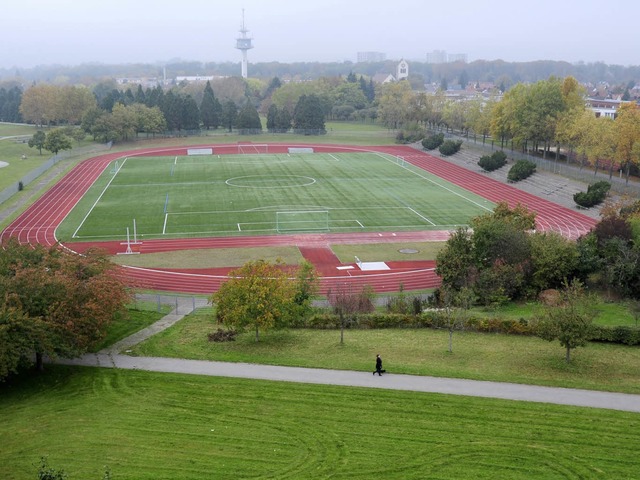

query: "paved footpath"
xmin=52 ymin=295 xmax=640 ymax=414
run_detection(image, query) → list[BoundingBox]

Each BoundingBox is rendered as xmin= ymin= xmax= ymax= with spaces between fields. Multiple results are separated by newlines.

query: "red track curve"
xmin=0 ymin=144 xmax=597 ymax=294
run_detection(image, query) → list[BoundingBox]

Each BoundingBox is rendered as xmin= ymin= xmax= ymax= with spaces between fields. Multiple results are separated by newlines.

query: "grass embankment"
xmin=1 ymin=366 xmax=638 ymax=479
xmin=130 ymin=307 xmax=640 ymax=394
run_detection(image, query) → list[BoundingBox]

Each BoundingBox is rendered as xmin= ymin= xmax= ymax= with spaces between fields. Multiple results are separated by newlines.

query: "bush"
xmin=439 ymin=139 xmax=463 ymax=156
xmin=395 ymin=128 xmax=424 ymax=144
xmin=573 ymin=181 xmax=611 ymax=208
xmin=478 ymin=150 xmax=507 ymax=172
xmin=422 ymin=133 xmax=445 ymax=150
xmin=507 ymin=160 xmax=536 ymax=182
xmin=208 ymin=328 xmax=238 ymax=342
xmin=589 ymin=325 xmax=640 ymax=345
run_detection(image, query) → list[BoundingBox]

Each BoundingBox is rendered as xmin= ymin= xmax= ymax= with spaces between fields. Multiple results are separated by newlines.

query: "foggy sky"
xmin=3 ymin=0 xmax=639 ymax=69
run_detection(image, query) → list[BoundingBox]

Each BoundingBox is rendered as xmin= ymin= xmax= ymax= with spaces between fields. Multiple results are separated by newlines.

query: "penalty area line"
xmin=408 ymin=207 xmax=436 ymax=226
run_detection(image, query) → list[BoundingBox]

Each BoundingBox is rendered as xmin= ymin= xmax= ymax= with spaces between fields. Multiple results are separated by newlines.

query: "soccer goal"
xmin=276 ymin=210 xmax=329 ymax=233
xmin=237 ymin=144 xmax=269 ymax=154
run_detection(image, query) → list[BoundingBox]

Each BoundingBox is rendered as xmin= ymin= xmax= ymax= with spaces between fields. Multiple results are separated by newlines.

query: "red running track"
xmin=0 ymin=144 xmax=596 ymax=294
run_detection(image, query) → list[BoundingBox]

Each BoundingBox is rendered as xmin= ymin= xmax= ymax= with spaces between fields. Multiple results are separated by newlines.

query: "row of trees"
xmin=0 ymin=85 xmax=22 ymax=122
xmin=436 ymin=199 xmax=640 ymax=305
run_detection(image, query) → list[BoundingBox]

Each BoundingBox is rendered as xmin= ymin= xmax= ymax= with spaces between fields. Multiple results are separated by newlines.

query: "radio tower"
xmin=235 ymin=9 xmax=253 ymax=78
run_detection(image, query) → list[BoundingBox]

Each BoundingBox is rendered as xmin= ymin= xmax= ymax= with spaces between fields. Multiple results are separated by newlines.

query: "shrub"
xmin=478 ymin=150 xmax=508 ymax=172
xmin=395 ymin=128 xmax=424 ymax=144
xmin=507 ymin=160 xmax=536 ymax=182
xmin=439 ymin=139 xmax=463 ymax=156
xmin=208 ymin=328 xmax=238 ymax=342
xmin=422 ymin=133 xmax=445 ymax=150
xmin=573 ymin=181 xmax=611 ymax=208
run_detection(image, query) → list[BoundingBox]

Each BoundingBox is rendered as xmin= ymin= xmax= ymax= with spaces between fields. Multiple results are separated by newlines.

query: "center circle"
xmin=226 ymin=175 xmax=316 ymax=188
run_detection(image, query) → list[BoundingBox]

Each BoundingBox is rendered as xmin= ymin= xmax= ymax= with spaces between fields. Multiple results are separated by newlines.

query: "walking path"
xmin=53 ymin=296 xmax=640 ymax=414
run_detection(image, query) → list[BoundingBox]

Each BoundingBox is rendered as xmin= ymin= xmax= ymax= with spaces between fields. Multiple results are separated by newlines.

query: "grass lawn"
xmin=1 ymin=366 xmax=638 ymax=479
xmin=129 ymin=308 xmax=640 ymax=394
xmin=470 ymin=300 xmax=639 ymax=326
xmin=90 ymin=302 xmax=172 ymax=352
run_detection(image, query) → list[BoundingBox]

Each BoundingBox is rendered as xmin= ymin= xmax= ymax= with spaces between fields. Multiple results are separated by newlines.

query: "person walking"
xmin=373 ymin=354 xmax=385 ymax=376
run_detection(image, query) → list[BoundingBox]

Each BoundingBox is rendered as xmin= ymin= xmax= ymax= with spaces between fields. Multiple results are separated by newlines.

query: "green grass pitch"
xmin=58 ymin=152 xmax=495 ymax=242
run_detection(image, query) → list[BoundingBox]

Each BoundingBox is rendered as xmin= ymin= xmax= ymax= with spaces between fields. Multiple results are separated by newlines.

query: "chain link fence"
xmin=438 ymin=131 xmax=640 ymax=197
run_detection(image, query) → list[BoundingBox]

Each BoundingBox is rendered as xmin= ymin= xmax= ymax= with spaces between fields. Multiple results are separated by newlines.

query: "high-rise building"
xmin=357 ymin=51 xmax=386 ymax=63
xmin=235 ymin=9 xmax=253 ymax=78
xmin=448 ymin=53 xmax=468 ymax=63
xmin=426 ymin=50 xmax=447 ymax=64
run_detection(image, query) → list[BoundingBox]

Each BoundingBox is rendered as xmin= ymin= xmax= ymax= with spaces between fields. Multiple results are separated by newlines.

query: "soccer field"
xmin=57 ymin=152 xmax=495 ymax=241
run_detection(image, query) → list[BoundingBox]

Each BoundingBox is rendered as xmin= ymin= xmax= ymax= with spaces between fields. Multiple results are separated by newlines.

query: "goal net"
xmin=276 ymin=210 xmax=329 ymax=233
xmin=237 ymin=144 xmax=269 ymax=154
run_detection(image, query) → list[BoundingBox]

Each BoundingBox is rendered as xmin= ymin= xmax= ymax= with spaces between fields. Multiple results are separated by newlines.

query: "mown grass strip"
xmin=1 ymin=366 xmax=638 ymax=479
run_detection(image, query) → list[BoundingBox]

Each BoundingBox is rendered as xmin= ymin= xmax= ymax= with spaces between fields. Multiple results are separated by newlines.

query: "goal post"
xmin=237 ymin=144 xmax=269 ymax=154
xmin=276 ymin=210 xmax=329 ymax=233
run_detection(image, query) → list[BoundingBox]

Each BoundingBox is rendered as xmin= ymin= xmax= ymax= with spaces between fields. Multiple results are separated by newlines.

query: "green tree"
xmin=211 ymin=260 xmax=297 ymax=342
xmin=292 ymin=261 xmax=319 ymax=319
xmin=200 ymin=80 xmax=219 ymax=130
xmin=292 ymin=94 xmax=326 ymax=134
xmin=43 ymin=128 xmax=72 ymax=155
xmin=236 ymin=100 xmax=262 ymax=134
xmin=221 ymin=100 xmax=238 ymax=132
xmin=435 ymin=227 xmax=475 ymax=290
xmin=28 ymin=130 xmax=46 ymax=155
xmin=529 ymin=231 xmax=579 ymax=292
xmin=535 ymin=279 xmax=596 ymax=363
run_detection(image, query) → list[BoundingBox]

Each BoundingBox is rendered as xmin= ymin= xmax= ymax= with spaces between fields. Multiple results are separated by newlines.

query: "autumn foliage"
xmin=0 ymin=239 xmax=131 ymax=379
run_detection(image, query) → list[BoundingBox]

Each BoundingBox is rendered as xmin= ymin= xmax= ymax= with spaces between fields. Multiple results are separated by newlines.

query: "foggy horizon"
xmin=3 ymin=0 xmax=639 ymax=70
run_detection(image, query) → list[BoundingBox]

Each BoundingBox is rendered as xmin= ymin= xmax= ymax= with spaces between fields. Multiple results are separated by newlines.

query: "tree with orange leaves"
xmin=0 ymin=239 xmax=131 ymax=378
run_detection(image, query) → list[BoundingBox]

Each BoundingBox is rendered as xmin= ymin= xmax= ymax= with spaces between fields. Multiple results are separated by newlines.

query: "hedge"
xmin=302 ymin=313 xmax=640 ymax=345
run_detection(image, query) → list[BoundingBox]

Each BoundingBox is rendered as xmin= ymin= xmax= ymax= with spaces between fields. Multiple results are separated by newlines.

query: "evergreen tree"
xmin=276 ymin=108 xmax=292 ymax=132
xmin=160 ymin=90 xmax=181 ymax=131
xmin=293 ymin=94 xmax=326 ymax=135
xmin=266 ymin=104 xmax=278 ymax=132
xmin=200 ymin=81 xmax=219 ymax=130
xmin=264 ymin=77 xmax=282 ymax=99
xmin=134 ymin=84 xmax=146 ymax=104
xmin=236 ymin=101 xmax=262 ymax=134
xmin=181 ymin=94 xmax=200 ymax=131
xmin=347 ymin=71 xmax=357 ymax=83
xmin=146 ymin=85 xmax=164 ymax=108
xmin=221 ymin=100 xmax=238 ymax=132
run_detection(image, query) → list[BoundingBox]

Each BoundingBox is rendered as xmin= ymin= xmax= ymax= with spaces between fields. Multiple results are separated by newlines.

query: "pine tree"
xmin=237 ymin=101 xmax=262 ymax=134
xmin=200 ymin=81 xmax=219 ymax=130
xmin=293 ymin=94 xmax=325 ymax=135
